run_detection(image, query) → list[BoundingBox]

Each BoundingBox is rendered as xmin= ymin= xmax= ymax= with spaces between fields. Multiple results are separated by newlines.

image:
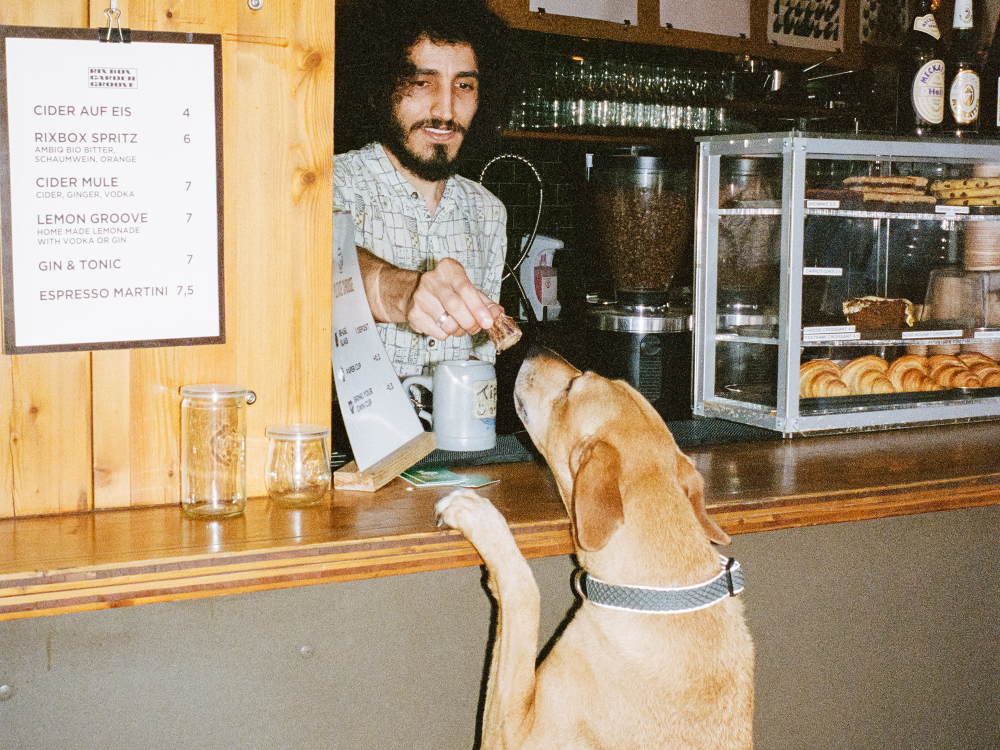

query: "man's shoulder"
xmin=334 ymin=143 xmax=388 ymax=180
xmin=450 ymin=173 xmax=504 ymax=210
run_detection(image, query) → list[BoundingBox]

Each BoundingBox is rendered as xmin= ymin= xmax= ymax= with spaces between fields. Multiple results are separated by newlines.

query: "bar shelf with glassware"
xmin=694 ymin=132 xmax=1000 ymax=436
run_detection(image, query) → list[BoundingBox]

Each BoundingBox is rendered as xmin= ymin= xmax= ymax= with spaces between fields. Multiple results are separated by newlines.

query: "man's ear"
xmin=570 ymin=439 xmax=624 ymax=552
xmin=676 ymin=450 xmax=730 ymax=546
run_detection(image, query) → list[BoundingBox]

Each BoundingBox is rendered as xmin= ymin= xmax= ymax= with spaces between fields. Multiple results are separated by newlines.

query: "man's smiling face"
xmin=385 ymin=36 xmax=479 ymax=183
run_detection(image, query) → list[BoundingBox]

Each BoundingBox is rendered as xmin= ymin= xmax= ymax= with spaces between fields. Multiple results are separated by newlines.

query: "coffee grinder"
xmin=577 ymin=151 xmax=695 ymax=420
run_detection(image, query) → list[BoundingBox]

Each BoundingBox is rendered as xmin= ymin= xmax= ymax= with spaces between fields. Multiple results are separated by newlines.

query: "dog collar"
xmin=573 ymin=555 xmax=744 ymax=615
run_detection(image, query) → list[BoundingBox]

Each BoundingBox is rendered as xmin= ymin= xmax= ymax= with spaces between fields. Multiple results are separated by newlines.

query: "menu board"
xmin=0 ymin=26 xmax=223 ymax=354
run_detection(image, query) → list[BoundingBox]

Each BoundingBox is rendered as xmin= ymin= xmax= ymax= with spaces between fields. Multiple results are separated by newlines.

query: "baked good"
xmin=957 ymin=351 xmax=998 ymax=368
xmin=843 ymin=297 xmax=915 ymax=329
xmin=488 ymin=312 xmax=522 ymax=353
xmin=845 ymin=175 xmax=929 ymax=189
xmin=968 ymin=364 xmax=1000 ymax=387
xmin=944 ymin=196 xmax=1000 ymax=207
xmin=927 ymin=354 xmax=966 ymax=378
xmin=841 ymin=355 xmax=896 ymax=395
xmin=930 ymin=177 xmax=1000 ymax=192
xmin=886 ymin=355 xmax=943 ymax=392
xmin=799 ymin=359 xmax=851 ymax=398
xmin=932 ymin=364 xmax=983 ymax=388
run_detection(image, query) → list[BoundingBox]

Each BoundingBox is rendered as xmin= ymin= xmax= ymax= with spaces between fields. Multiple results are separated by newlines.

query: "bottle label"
xmin=950 ymin=70 xmax=980 ymax=124
xmin=953 ymin=0 xmax=973 ymax=30
xmin=913 ymin=59 xmax=945 ymax=124
xmin=913 ymin=13 xmax=941 ymax=39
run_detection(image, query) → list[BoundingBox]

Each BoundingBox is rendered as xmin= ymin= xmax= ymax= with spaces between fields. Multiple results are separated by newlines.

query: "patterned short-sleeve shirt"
xmin=333 ymin=144 xmax=508 ymax=378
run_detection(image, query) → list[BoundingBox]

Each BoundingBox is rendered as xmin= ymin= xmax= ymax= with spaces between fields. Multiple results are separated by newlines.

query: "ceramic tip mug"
xmin=402 ymin=360 xmax=497 ymax=451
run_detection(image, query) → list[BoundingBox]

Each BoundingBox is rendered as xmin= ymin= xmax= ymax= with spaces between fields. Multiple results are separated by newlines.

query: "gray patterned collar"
xmin=574 ymin=555 xmax=744 ymax=614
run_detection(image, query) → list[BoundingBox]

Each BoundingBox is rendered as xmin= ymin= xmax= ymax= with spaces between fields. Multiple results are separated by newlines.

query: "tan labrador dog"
xmin=435 ymin=349 xmax=753 ymax=749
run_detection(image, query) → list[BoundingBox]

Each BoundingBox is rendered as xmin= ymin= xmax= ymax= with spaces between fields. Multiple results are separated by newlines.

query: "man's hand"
xmin=357 ymin=249 xmax=500 ymax=339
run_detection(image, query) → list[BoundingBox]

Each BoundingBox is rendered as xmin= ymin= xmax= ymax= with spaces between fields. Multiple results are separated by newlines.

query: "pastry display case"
xmin=693 ymin=132 xmax=1000 ymax=435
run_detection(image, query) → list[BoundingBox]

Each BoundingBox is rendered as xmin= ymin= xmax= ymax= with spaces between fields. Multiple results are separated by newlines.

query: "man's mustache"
xmin=410 ymin=119 xmax=467 ymax=135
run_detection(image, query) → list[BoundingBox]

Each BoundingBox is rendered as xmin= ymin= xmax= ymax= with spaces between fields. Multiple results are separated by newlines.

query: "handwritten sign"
xmin=331 ymin=212 xmax=426 ymax=473
xmin=0 ymin=26 xmax=223 ymax=353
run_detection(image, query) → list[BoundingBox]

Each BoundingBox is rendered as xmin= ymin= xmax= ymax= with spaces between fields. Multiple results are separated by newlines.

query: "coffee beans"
xmin=593 ymin=187 xmax=690 ymax=293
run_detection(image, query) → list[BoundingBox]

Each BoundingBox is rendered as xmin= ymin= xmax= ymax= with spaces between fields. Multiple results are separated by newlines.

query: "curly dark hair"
xmin=335 ymin=0 xmax=520 ymax=154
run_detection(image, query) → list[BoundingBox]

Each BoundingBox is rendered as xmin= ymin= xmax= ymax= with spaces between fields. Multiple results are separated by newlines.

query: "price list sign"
xmin=0 ymin=26 xmax=224 ymax=353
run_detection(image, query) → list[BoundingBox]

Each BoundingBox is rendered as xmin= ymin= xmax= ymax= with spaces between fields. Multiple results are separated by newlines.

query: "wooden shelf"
xmin=3 ymin=422 xmax=1000 ymax=621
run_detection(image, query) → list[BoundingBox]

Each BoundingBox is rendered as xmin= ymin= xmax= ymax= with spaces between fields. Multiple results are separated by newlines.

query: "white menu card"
xmin=331 ymin=212 xmax=425 ymax=473
xmin=0 ymin=27 xmax=224 ymax=353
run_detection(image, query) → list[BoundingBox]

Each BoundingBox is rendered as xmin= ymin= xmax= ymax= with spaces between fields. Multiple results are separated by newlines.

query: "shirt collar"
xmin=370 ymin=143 xmax=457 ymax=216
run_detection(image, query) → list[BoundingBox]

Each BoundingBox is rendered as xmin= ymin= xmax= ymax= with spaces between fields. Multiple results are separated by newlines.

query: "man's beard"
xmin=384 ymin=117 xmax=467 ymax=183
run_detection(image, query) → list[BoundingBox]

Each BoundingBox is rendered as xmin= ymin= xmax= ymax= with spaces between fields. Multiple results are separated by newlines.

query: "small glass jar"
xmin=180 ymin=384 xmax=250 ymax=518
xmin=265 ymin=424 xmax=332 ymax=508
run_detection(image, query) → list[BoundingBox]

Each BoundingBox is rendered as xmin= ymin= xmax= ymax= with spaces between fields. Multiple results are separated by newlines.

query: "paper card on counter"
xmin=331 ymin=212 xmax=425 ymax=472
xmin=661 ymin=0 xmax=749 ymax=38
xmin=400 ymin=468 xmax=465 ymax=487
xmin=530 ymin=0 xmax=636 ymax=25
xmin=458 ymin=474 xmax=500 ymax=489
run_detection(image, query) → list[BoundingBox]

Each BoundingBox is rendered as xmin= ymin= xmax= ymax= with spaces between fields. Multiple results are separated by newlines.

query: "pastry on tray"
xmin=842 ymin=296 xmax=915 ymax=330
xmin=886 ymin=355 xmax=943 ymax=392
xmin=799 ymin=359 xmax=851 ymax=398
xmin=840 ymin=355 xmax=896 ymax=395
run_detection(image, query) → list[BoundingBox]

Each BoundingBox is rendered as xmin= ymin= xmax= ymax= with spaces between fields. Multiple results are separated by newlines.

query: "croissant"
xmin=927 ymin=354 xmax=966 ymax=379
xmin=967 ymin=363 xmax=1000 ymax=387
xmin=841 ymin=355 xmax=896 ymax=395
xmin=886 ymin=355 xmax=942 ymax=392
xmin=799 ymin=359 xmax=851 ymax=398
xmin=957 ymin=351 xmax=998 ymax=369
xmin=932 ymin=364 xmax=983 ymax=388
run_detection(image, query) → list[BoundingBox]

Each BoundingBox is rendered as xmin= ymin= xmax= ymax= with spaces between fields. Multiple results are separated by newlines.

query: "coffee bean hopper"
xmin=581 ymin=152 xmax=695 ymax=418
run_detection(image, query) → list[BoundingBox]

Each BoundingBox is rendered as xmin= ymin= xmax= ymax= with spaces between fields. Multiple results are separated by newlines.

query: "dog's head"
xmin=514 ymin=348 xmax=729 ymax=570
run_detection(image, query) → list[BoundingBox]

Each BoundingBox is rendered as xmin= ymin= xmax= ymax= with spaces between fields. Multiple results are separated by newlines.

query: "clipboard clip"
xmin=99 ymin=4 xmax=131 ymax=43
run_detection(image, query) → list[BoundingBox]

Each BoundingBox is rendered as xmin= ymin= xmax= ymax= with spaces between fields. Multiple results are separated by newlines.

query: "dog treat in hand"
xmin=488 ymin=312 xmax=522 ymax=353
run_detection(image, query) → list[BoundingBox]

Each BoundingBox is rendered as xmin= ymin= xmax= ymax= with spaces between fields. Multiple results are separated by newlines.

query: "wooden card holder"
xmin=333 ymin=431 xmax=436 ymax=492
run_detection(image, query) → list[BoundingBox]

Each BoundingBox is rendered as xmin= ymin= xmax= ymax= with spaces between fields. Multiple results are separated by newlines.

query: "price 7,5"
xmin=177 ymin=285 xmax=194 ymax=297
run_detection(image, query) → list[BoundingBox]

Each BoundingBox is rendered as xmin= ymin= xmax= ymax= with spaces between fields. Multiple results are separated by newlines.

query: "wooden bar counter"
xmin=3 ymin=421 xmax=999 ymax=621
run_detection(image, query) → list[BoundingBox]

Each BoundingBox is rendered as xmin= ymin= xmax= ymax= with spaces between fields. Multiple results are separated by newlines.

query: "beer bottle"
xmin=980 ymin=10 xmax=1000 ymax=137
xmin=898 ymin=0 xmax=945 ymax=135
xmin=947 ymin=0 xmax=980 ymax=136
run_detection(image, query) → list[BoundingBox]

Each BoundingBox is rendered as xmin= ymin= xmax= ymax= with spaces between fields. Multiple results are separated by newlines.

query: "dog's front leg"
xmin=436 ymin=489 xmax=540 ymax=750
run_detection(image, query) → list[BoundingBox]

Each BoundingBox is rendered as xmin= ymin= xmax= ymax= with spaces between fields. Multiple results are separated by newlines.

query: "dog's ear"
xmin=570 ymin=439 xmax=625 ymax=552
xmin=676 ymin=450 xmax=731 ymax=546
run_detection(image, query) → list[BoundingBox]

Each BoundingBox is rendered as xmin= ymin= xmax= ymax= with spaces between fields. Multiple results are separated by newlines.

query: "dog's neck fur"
xmin=578 ymin=480 xmax=721 ymax=591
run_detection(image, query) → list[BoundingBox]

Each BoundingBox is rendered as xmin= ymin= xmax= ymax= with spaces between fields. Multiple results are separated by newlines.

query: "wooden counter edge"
xmin=3 ymin=469 xmax=1000 ymax=622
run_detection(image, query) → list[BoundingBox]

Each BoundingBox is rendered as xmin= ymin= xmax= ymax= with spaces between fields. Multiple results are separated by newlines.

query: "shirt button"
xmin=428 ymin=339 xmax=437 ymax=348
xmin=411 ymin=192 xmax=419 ymax=200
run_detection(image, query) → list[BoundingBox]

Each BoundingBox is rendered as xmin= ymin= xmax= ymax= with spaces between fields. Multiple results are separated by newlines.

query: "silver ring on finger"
xmin=436 ymin=311 xmax=451 ymax=327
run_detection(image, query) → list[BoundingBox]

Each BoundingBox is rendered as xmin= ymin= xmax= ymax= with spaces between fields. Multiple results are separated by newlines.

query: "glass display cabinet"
xmin=693 ymin=132 xmax=1000 ymax=435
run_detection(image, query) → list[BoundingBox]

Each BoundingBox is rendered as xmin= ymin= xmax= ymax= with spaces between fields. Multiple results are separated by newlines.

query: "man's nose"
xmin=429 ymin=84 xmax=454 ymax=122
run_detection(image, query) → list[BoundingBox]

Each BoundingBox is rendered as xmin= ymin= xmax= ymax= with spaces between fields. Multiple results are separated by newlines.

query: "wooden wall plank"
xmin=85 ymin=0 xmax=333 ymax=507
xmin=0 ymin=0 xmax=95 ymax=519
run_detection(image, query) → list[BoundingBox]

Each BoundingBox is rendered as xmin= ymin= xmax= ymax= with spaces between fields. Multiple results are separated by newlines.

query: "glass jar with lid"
xmin=265 ymin=424 xmax=332 ymax=507
xmin=180 ymin=384 xmax=251 ymax=518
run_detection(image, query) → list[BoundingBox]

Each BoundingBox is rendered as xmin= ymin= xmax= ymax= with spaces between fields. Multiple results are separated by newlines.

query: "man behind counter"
xmin=333 ymin=0 xmax=516 ymax=378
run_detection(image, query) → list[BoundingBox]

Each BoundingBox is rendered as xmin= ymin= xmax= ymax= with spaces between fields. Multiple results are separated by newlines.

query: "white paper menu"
xmin=0 ymin=28 xmax=223 ymax=353
xmin=660 ymin=1 xmax=750 ymax=39
xmin=331 ymin=212 xmax=424 ymax=473
xmin=530 ymin=0 xmax=637 ymax=26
